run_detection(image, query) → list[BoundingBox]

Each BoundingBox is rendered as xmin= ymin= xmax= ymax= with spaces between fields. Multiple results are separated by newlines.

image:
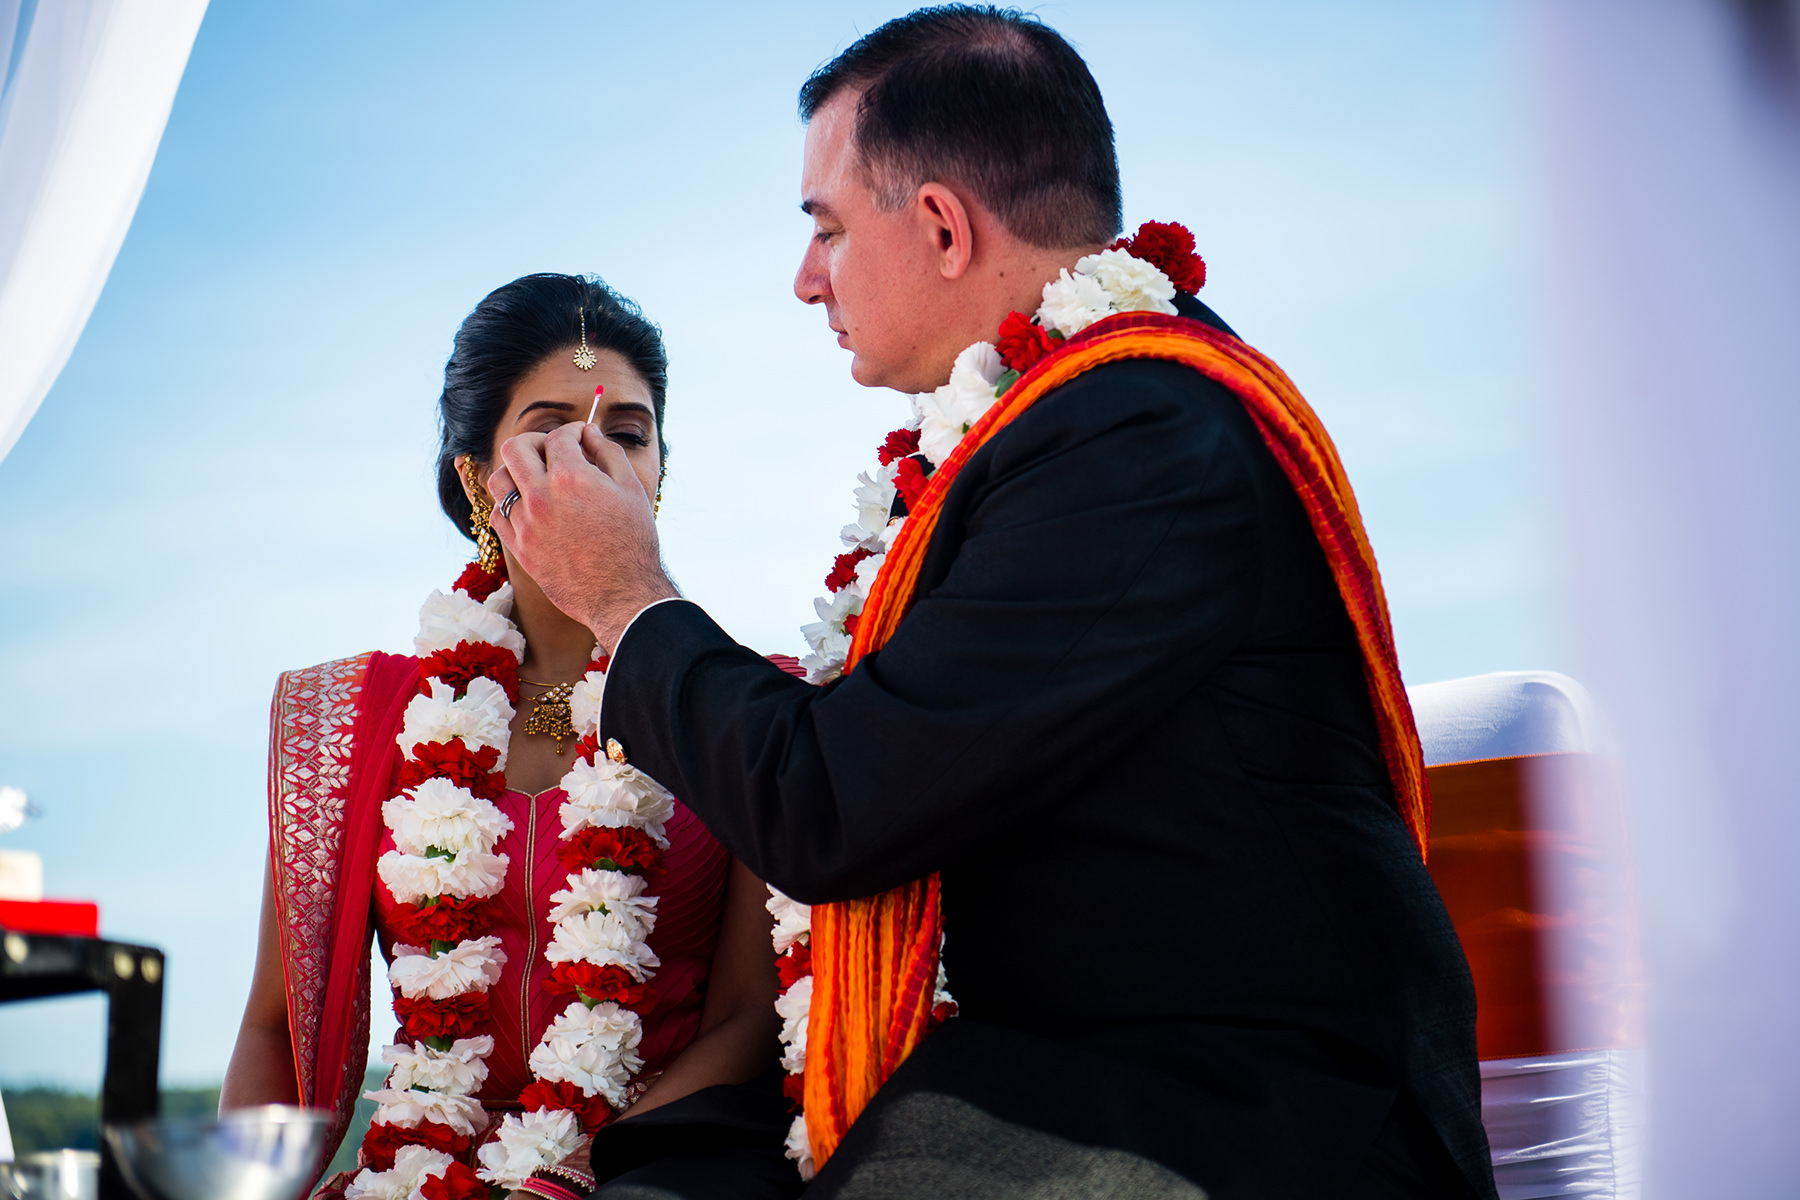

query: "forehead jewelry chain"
xmin=519 ymin=678 xmax=578 ymax=753
xmin=573 ymin=308 xmax=598 ymax=371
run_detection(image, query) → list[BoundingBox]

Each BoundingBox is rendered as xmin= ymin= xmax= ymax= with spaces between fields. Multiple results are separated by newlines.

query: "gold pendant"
xmin=522 ymin=681 xmax=578 ymax=754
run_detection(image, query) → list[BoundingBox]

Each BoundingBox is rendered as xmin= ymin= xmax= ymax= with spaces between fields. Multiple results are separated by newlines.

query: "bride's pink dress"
xmin=372 ymin=787 xmax=730 ymax=1103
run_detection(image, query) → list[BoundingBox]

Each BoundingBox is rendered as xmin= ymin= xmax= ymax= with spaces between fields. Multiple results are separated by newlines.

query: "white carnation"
xmin=1037 ymin=267 xmax=1114 ymax=338
xmin=558 ymin=757 xmax=676 ymax=846
xmin=542 ymin=910 xmax=663 ymax=979
xmin=481 ymin=582 xmax=516 ymax=617
xmin=851 ymin=551 xmax=886 ymax=597
xmin=474 ymin=1108 xmax=585 ymax=1189
xmin=379 ymin=1035 xmax=493 ymax=1096
xmin=775 ymin=973 xmax=813 ymax=1075
xmin=345 ymin=1145 xmax=453 ymax=1200
xmin=785 ymin=1113 xmax=816 ymax=1181
xmin=526 ymin=1000 xmax=644 ymax=1108
xmin=809 ymin=587 xmax=862 ymax=637
xmin=913 ymin=341 xmax=1003 ymax=468
xmin=363 ymin=1087 xmax=486 ymax=1137
xmin=802 ymin=647 xmax=849 ymax=683
xmin=414 ymin=588 xmax=526 ymax=661
xmin=1077 ymin=247 xmax=1178 ymax=315
xmin=567 ymin=669 xmax=608 ymax=737
xmin=878 ymin=515 xmax=905 ymax=550
xmin=388 ymin=937 xmax=506 ymax=999
xmin=766 ymin=887 xmax=812 ymax=954
xmin=397 ymin=677 xmax=515 ymax=767
xmin=377 ymin=846 xmax=508 ymax=903
xmin=547 ymin=867 xmax=659 ymax=929
xmin=840 ymin=464 xmax=898 ymax=550
xmin=383 ymin=779 xmax=512 ymax=857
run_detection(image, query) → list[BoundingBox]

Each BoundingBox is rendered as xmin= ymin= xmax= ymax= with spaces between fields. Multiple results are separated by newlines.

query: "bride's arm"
xmin=551 ymin=856 xmax=779 ymax=1179
xmin=623 ymin=857 xmax=783 ymax=1115
xmin=220 ymin=854 xmax=301 ymax=1109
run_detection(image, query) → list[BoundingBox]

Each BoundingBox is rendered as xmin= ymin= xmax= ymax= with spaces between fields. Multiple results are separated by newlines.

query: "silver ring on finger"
xmin=500 ymin=489 xmax=522 ymax=520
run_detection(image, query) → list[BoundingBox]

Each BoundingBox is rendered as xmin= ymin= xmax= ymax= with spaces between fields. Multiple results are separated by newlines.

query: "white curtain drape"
xmin=1532 ymin=0 xmax=1800 ymax=1193
xmin=0 ymin=0 xmax=207 ymax=465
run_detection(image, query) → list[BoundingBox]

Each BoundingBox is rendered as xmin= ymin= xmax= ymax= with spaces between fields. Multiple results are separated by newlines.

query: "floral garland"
xmin=782 ymin=221 xmax=1207 ymax=1176
xmin=348 ymin=553 xmax=679 ymax=1200
xmin=798 ymin=220 xmax=1206 ymax=685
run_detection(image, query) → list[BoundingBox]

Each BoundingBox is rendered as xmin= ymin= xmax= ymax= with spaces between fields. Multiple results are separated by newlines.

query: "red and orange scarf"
xmin=802 ymin=312 xmax=1430 ymax=1168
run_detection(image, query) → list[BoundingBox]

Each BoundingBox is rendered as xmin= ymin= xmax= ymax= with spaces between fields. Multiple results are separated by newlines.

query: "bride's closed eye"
xmin=605 ymin=428 xmax=651 ymax=449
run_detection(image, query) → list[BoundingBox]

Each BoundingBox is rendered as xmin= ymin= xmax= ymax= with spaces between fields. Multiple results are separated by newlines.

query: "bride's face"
xmin=480 ymin=347 xmax=662 ymax=505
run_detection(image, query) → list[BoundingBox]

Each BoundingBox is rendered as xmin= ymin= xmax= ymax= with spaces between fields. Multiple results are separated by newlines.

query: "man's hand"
xmin=487 ymin=422 xmax=678 ymax=652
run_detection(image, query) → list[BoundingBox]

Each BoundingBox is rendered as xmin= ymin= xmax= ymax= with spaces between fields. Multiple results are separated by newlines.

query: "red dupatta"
xmin=267 ymin=650 xmax=420 ymax=1154
xmin=802 ymin=312 xmax=1431 ymax=1168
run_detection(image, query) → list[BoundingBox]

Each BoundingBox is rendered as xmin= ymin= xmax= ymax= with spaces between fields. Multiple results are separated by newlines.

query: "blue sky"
xmin=0 ymin=0 xmax=1544 ymax=1086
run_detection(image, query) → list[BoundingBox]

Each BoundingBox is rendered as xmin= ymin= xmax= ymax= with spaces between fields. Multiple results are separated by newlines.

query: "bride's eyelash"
xmin=608 ymin=431 xmax=650 ymax=448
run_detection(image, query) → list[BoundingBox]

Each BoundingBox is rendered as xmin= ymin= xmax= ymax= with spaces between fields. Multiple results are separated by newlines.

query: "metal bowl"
xmin=102 ymin=1107 xmax=336 ymax=1200
xmin=0 ymin=1150 xmax=100 ymax=1200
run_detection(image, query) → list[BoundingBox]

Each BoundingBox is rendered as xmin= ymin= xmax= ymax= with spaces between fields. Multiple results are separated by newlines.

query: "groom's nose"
xmin=794 ymin=241 xmax=831 ymax=307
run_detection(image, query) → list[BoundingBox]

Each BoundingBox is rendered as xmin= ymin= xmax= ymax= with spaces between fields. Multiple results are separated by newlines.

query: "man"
xmin=489 ymin=8 xmax=1496 ymax=1199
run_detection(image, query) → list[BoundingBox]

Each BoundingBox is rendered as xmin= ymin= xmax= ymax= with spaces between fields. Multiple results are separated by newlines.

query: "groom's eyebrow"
xmin=801 ymin=198 xmax=834 ymax=218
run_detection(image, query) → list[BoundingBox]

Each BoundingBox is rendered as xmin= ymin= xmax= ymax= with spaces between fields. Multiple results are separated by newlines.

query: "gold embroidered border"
xmin=268 ymin=653 xmax=370 ymax=1106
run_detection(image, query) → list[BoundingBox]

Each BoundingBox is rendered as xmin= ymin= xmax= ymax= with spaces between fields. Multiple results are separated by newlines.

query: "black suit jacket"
xmin=602 ymin=297 xmax=1496 ymax=1199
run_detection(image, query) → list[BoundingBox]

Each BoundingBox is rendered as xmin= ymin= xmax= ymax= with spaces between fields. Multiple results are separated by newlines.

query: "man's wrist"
xmin=590 ymin=582 xmax=679 ymax=655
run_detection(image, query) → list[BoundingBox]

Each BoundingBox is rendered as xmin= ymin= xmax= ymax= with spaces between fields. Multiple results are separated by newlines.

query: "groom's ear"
xmin=917 ymin=183 xmax=974 ymax=281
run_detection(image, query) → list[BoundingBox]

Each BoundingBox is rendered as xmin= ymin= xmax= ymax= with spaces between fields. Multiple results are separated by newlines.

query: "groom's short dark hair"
xmin=799 ymin=6 xmax=1122 ymax=249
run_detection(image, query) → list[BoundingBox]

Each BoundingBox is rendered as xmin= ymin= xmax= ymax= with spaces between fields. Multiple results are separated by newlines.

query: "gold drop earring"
xmin=467 ymin=464 xmax=502 ymax=572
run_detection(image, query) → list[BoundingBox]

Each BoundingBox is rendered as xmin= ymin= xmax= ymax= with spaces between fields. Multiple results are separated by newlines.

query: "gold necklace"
xmin=518 ymin=678 xmax=578 ymax=754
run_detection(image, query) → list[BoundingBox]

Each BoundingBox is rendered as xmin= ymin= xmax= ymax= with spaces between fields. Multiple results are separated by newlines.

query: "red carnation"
xmin=395 ymin=738 xmax=505 ymax=799
xmin=825 ymin=547 xmax=874 ymax=593
xmin=574 ymin=729 xmax=601 ymax=764
xmin=587 ymin=654 xmax=611 ymax=675
xmin=777 ymin=944 xmax=812 ymax=991
xmin=560 ymin=825 xmax=664 ymax=877
xmin=519 ymin=1078 xmax=615 ymax=1134
xmin=419 ymin=1161 xmax=487 ymax=1200
xmin=546 ymin=961 xmax=657 ymax=1011
xmin=360 ymin=1118 xmax=471 ymax=1172
xmin=876 ymin=427 xmax=921 ymax=466
xmin=1110 ymin=220 xmax=1206 ymax=294
xmin=781 ymin=1072 xmax=806 ymax=1108
xmin=842 ymin=613 xmax=861 ymax=637
xmin=419 ymin=640 xmax=520 ymax=704
xmin=894 ymin=456 xmax=931 ymax=508
xmin=394 ymin=991 xmax=492 ymax=1041
xmin=452 ymin=559 xmax=508 ymax=602
xmin=995 ymin=311 xmax=1058 ymax=373
xmin=931 ymin=999 xmax=959 ymax=1025
xmin=388 ymin=895 xmax=498 ymax=945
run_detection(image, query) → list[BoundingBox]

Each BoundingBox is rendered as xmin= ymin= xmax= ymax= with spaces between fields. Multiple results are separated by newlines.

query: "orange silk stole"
xmin=803 ymin=311 xmax=1431 ymax=1168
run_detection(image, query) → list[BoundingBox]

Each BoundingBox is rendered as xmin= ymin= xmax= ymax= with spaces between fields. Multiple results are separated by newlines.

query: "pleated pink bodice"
xmin=373 ymin=787 xmax=731 ymax=1105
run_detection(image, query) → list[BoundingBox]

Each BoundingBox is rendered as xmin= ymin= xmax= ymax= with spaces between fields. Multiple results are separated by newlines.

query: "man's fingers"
xmin=547 ymin=421 xmax=632 ymax=487
xmin=490 ymin=432 xmax=550 ymax=544
xmin=497 ymin=431 xmax=551 ymax=494
xmin=485 ymin=463 xmax=517 ymax=507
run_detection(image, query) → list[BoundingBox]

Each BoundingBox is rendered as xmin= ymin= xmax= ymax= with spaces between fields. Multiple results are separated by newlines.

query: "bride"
xmin=222 ymin=274 xmax=799 ymax=1199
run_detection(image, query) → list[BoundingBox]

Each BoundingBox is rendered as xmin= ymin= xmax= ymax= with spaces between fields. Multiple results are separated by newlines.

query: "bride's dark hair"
xmin=436 ymin=273 xmax=668 ymax=542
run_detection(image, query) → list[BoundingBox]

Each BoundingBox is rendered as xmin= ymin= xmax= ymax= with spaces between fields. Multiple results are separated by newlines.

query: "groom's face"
xmin=795 ymin=92 xmax=957 ymax=393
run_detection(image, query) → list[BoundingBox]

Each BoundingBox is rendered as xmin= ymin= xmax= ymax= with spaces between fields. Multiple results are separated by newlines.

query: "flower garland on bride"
xmin=777 ymin=221 xmax=1208 ymax=1177
xmin=347 ymin=542 xmax=681 ymax=1200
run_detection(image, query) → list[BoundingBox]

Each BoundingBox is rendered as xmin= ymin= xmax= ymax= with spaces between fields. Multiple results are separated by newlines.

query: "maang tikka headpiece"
xmin=573 ymin=307 xmax=597 ymax=371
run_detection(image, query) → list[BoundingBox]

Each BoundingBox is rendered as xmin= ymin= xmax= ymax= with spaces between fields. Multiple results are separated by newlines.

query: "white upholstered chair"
xmin=1407 ymin=671 xmax=1642 ymax=1200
